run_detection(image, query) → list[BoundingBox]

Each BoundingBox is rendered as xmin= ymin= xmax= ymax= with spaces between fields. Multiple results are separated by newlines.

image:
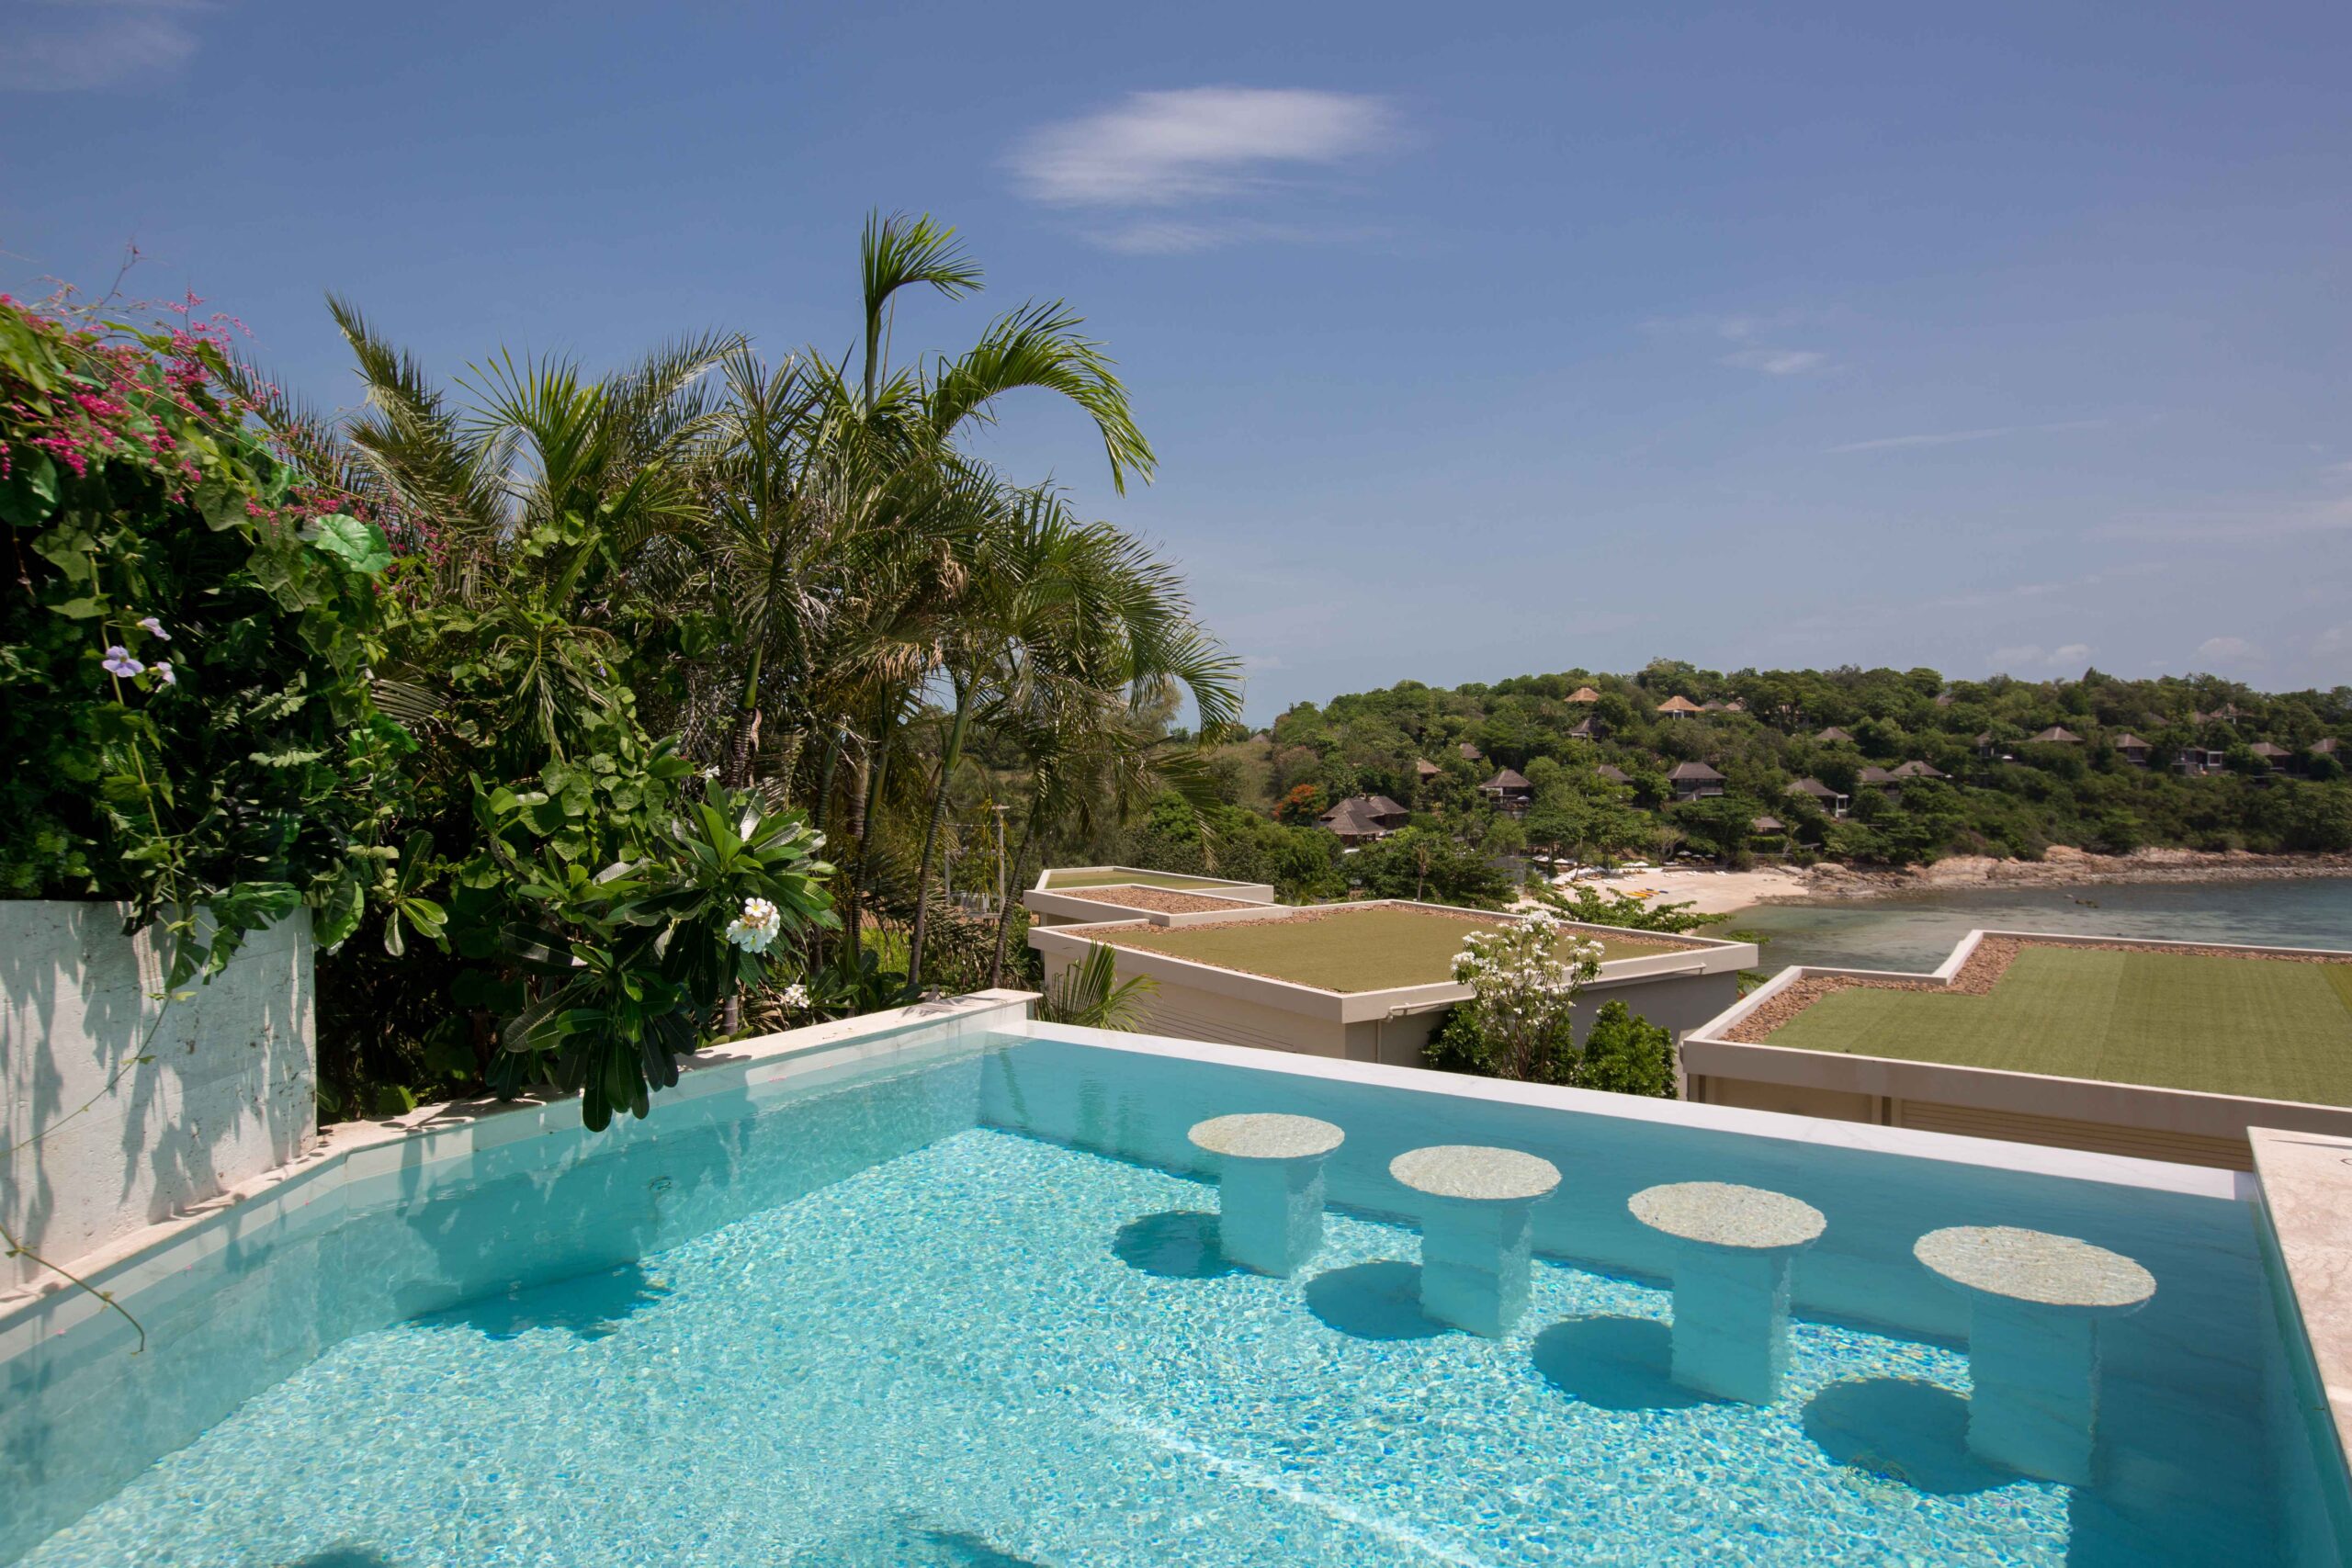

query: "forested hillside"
xmin=1171 ymin=661 xmax=2352 ymax=878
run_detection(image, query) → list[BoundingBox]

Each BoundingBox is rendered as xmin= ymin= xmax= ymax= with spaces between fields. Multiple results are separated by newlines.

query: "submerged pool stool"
xmin=1390 ymin=1145 xmax=1561 ymax=1336
xmin=1187 ymin=1113 xmax=1345 ymax=1276
xmin=1916 ymin=1225 xmax=2154 ymax=1486
xmin=1628 ymin=1181 xmax=1826 ymax=1403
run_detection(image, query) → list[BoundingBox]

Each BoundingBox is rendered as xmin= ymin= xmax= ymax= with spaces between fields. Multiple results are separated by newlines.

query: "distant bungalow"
xmin=1566 ymin=717 xmax=1600 ymax=740
xmin=1479 ymin=768 xmax=1534 ymax=815
xmin=1319 ymin=794 xmax=1408 ymax=844
xmin=1890 ymin=760 xmax=1947 ymax=780
xmin=1656 ymin=695 xmax=1704 ymax=719
xmin=1785 ymin=777 xmax=1849 ymax=818
xmin=1596 ymin=763 xmax=1633 ymax=786
xmin=2031 ymin=726 xmax=2084 ymax=744
xmin=1667 ymin=761 xmax=1725 ymax=801
xmin=1700 ymin=698 xmax=1747 ymax=714
xmin=1566 ymin=686 xmax=1602 ymax=704
xmin=1457 ymin=740 xmax=1485 ymax=761
xmin=1814 ymin=726 xmax=1854 ymax=744
xmin=1414 ymin=757 xmax=1442 ymax=781
xmin=2112 ymin=732 xmax=2152 ymax=766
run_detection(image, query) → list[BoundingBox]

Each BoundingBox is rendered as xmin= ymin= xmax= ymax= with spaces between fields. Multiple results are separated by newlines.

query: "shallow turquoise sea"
xmin=17 ymin=1125 xmax=2262 ymax=1568
xmin=1736 ymin=874 xmax=2352 ymax=974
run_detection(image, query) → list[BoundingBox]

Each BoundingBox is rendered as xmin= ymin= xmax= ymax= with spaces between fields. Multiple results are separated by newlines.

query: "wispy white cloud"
xmin=2312 ymin=624 xmax=2352 ymax=658
xmin=0 ymin=1 xmax=208 ymax=92
xmin=2195 ymin=635 xmax=2266 ymax=666
xmin=1007 ymin=88 xmax=1395 ymax=209
xmin=1827 ymin=419 xmax=2110 ymax=456
xmin=1721 ymin=348 xmax=1829 ymax=376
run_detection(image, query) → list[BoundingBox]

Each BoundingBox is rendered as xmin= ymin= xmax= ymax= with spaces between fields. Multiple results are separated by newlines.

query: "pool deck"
xmin=2249 ymin=1125 xmax=2352 ymax=1518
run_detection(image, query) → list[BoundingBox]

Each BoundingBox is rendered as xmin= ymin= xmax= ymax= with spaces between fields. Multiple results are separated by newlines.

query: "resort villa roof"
xmin=1480 ymin=767 xmax=1532 ymax=794
xmin=2112 ymin=732 xmax=2152 ymax=751
xmin=2032 ymin=726 xmax=2085 ymax=743
xmin=1786 ymin=777 xmax=1846 ymax=801
xmin=1814 ymin=727 xmax=1854 ymax=743
xmin=1665 ymin=761 xmax=1724 ymax=783
xmin=1566 ymin=717 xmax=1598 ymax=740
xmin=1889 ymin=760 xmax=1947 ymax=779
xmin=1414 ymin=757 xmax=1442 ymax=776
xmin=2251 ymin=742 xmax=2293 ymax=761
xmin=1750 ymin=815 xmax=1786 ymax=834
xmin=1857 ymin=765 xmax=1896 ymax=784
xmin=1566 ymin=686 xmax=1602 ymax=703
xmin=1699 ymin=698 xmax=1746 ymax=713
xmin=1076 ymin=903 xmax=1697 ymax=994
xmin=1039 ymin=866 xmax=1271 ymax=894
xmin=1457 ymin=740 xmax=1484 ymax=760
xmin=2314 ymin=738 xmax=2340 ymax=756
xmin=1319 ymin=797 xmax=1401 ymax=840
xmin=1705 ymin=934 xmax=2352 ymax=1111
xmin=1656 ymin=694 xmax=1704 ymax=716
xmin=1595 ymin=763 xmax=1632 ymax=784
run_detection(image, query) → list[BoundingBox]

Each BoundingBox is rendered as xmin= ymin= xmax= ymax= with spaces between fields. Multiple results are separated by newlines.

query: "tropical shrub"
xmin=0 ymin=293 xmax=402 ymax=982
xmin=1577 ymin=1001 xmax=1677 ymax=1098
xmin=1440 ymin=909 xmax=1602 ymax=1080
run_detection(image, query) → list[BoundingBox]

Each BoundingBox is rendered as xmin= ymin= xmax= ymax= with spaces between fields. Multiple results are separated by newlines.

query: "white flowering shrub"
xmin=1446 ymin=909 xmax=1604 ymax=1082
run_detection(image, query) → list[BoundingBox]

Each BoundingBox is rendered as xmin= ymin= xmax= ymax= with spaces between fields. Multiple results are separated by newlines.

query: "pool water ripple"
xmin=16 ymin=1130 xmax=2259 ymax=1566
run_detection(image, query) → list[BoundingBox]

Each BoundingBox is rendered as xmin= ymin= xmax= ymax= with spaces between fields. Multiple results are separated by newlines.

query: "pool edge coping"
xmin=2248 ymin=1125 xmax=2352 ymax=1501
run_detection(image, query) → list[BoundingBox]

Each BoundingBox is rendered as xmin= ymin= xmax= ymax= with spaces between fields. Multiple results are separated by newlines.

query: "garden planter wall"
xmin=1 ymin=902 xmax=313 ymax=1291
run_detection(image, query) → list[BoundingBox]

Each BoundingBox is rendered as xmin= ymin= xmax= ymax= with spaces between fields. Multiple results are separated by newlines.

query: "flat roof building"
xmin=1030 ymin=895 xmax=1757 ymax=1068
xmin=1681 ymin=931 xmax=2352 ymax=1168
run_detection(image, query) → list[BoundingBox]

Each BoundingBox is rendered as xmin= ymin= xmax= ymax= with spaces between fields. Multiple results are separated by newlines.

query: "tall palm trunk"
xmin=988 ymin=835 xmax=1036 ymax=992
xmin=906 ymin=675 xmax=974 ymax=990
xmin=723 ymin=645 xmax=763 ymax=788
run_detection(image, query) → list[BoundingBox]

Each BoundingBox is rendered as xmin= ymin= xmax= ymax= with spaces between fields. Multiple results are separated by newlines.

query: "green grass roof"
xmin=1043 ymin=869 xmax=1253 ymax=891
xmin=1099 ymin=906 xmax=1679 ymax=993
xmin=1765 ymin=945 xmax=2352 ymax=1107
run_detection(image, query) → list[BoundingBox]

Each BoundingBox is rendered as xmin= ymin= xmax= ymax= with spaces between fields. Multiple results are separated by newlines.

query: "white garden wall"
xmin=1 ymin=902 xmax=313 ymax=1290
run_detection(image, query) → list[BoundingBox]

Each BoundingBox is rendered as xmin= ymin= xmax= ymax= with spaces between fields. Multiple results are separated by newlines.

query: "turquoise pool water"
xmin=5 ymin=1025 xmax=2341 ymax=1565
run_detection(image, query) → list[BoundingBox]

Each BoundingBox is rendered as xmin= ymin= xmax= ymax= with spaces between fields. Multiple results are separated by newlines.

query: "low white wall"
xmin=1 ymin=902 xmax=314 ymax=1290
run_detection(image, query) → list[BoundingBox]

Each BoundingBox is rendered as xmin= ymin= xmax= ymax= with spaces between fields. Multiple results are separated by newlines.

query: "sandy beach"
xmin=1562 ymin=863 xmax=1816 ymax=915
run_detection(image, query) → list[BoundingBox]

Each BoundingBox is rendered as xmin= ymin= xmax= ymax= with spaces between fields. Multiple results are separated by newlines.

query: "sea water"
xmin=1736 ymin=874 xmax=2352 ymax=974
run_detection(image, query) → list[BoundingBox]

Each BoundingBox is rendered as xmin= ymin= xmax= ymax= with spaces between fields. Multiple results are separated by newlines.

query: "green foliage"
xmin=1577 ymin=1001 xmax=1677 ymax=1098
xmin=0 ymin=295 xmax=401 ymax=983
xmin=1249 ymin=662 xmax=2349 ymax=871
xmin=1350 ymin=826 xmax=1513 ymax=907
xmin=469 ymin=774 xmax=834 ymax=1130
xmin=1537 ymin=883 xmax=1728 ymax=935
xmin=1035 ymin=942 xmax=1156 ymax=1030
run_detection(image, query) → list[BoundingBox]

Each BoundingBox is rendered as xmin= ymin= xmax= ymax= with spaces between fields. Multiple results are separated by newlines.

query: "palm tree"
xmin=902 ymin=486 xmax=1240 ymax=987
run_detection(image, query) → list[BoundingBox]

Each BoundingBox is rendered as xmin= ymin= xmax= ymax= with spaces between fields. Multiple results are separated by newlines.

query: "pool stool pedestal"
xmin=1390 ymin=1145 xmax=1562 ymax=1336
xmin=1629 ymin=1182 xmax=1826 ymax=1404
xmin=1187 ymin=1114 xmax=1346 ymax=1277
xmin=1916 ymin=1225 xmax=2154 ymax=1486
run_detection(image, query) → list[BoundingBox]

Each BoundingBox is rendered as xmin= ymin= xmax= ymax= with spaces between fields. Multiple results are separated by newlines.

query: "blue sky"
xmin=5 ymin=2 xmax=2348 ymax=721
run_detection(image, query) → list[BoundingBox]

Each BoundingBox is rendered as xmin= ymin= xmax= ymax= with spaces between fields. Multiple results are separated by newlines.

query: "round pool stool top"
xmin=1915 ymin=1226 xmax=2154 ymax=1314
xmin=1389 ymin=1145 xmax=1561 ymax=1203
xmin=1629 ymin=1181 xmax=1826 ymax=1252
xmin=1187 ymin=1113 xmax=1344 ymax=1161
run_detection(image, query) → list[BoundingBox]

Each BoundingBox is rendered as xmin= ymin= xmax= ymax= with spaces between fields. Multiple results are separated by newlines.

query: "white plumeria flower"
xmin=697 ymin=765 xmax=719 ymax=781
xmin=101 ymin=646 xmax=144 ymax=679
xmin=778 ymin=982 xmax=811 ymax=1010
xmin=152 ymin=661 xmax=176 ymax=686
xmin=137 ymin=616 xmax=171 ymax=641
xmin=725 ymin=896 xmax=783 ymax=953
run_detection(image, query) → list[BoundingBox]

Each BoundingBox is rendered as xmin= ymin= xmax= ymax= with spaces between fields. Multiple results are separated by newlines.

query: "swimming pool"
xmin=5 ymin=1004 xmax=2345 ymax=1565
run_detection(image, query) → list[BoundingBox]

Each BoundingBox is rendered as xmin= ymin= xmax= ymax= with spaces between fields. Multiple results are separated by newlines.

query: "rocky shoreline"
xmin=1766 ymin=847 xmax=2352 ymax=904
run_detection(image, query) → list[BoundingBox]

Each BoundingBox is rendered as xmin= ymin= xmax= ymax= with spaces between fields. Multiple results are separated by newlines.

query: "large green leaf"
xmin=307 ymin=513 xmax=392 ymax=574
